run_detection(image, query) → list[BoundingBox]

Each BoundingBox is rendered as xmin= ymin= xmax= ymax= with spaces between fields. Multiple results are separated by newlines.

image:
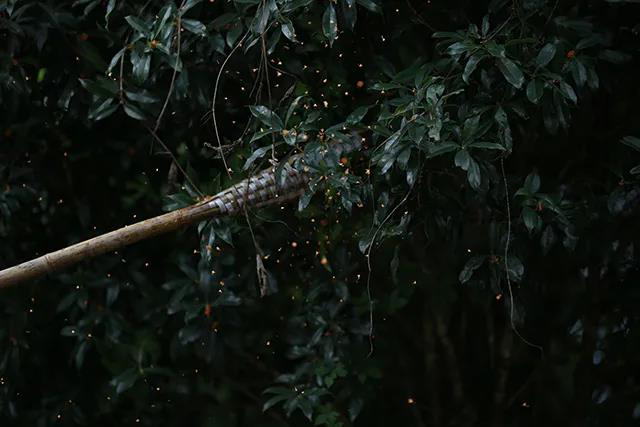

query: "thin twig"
xmin=500 ymin=157 xmax=543 ymax=353
xmin=211 ymin=32 xmax=250 ymax=175
xmin=364 ymin=183 xmax=415 ymax=356
xmin=154 ymin=1 xmax=185 ymax=132
xmin=146 ymin=125 xmax=203 ymax=198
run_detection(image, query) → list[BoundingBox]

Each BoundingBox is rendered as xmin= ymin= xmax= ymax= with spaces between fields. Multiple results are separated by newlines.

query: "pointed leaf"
xmin=281 ymin=19 xmax=297 ymax=41
xmin=463 ymin=54 xmax=483 ymax=83
xmin=621 ymin=136 xmax=640 ymax=152
xmin=243 ymin=146 xmax=271 ymax=170
xmin=522 ymin=207 xmax=539 ymax=232
xmin=467 ymin=157 xmax=481 ymax=189
xmin=356 ymin=0 xmax=382 ymax=13
xmin=454 ymin=149 xmax=471 ymax=170
xmin=459 ymin=256 xmax=486 ymax=283
xmin=498 ymin=58 xmax=524 ymax=89
xmin=249 ymin=105 xmax=284 ymax=130
xmin=526 ymin=79 xmax=544 ymax=104
xmin=182 ymin=19 xmax=207 ymax=35
xmin=557 ymin=81 xmax=577 ymax=103
xmin=123 ymin=103 xmax=146 ymax=120
xmin=322 ymin=3 xmax=338 ymax=46
xmin=125 ymin=16 xmax=150 ymax=34
xmin=535 ymin=43 xmax=556 ymax=67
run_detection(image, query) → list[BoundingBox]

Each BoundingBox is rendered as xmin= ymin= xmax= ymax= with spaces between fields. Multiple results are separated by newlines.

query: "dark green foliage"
xmin=1 ymin=0 xmax=640 ymax=425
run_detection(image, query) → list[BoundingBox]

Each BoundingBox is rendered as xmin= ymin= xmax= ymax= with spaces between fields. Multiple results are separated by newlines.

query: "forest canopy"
xmin=1 ymin=0 xmax=640 ymax=425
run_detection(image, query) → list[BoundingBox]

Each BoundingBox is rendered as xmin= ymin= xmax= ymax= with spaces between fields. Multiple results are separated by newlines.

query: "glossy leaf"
xmin=498 ymin=58 xmax=524 ymax=88
xmin=322 ymin=3 xmax=338 ymax=46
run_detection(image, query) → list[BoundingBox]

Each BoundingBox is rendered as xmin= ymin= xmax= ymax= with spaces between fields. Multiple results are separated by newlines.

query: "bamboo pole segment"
xmin=0 ymin=163 xmax=309 ymax=289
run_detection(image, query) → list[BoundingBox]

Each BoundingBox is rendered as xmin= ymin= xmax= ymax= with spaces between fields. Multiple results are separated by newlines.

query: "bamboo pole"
xmin=0 ymin=200 xmax=219 ymax=289
xmin=0 ymin=163 xmax=308 ymax=289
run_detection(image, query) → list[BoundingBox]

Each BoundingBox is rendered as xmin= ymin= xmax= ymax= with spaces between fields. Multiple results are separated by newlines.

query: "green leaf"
xmin=540 ymin=225 xmax=556 ymax=254
xmin=446 ymin=42 xmax=467 ymax=55
xmin=250 ymin=129 xmax=278 ymax=142
xmin=125 ymin=15 xmax=150 ymax=35
xmin=79 ymin=78 xmax=118 ymax=97
xmin=522 ymin=206 xmax=539 ymax=232
xmin=523 ymin=173 xmax=540 ymax=193
xmin=469 ymin=141 xmax=505 ymax=150
xmin=425 ymin=142 xmax=458 ymax=158
xmin=36 ymin=67 xmax=47 ymax=83
xmin=587 ymin=67 xmax=599 ymax=90
xmin=75 ymin=340 xmax=89 ymax=368
xmin=346 ymin=106 xmax=369 ymax=125
xmin=284 ymin=95 xmax=304 ymax=126
xmin=485 ymin=41 xmax=505 ymax=58
xmin=570 ymin=60 xmax=587 ymax=87
xmin=348 ymin=398 xmax=364 ymax=422
xmin=226 ymin=22 xmax=244 ymax=48
xmin=599 ymin=49 xmax=631 ymax=64
xmin=526 ymin=79 xmax=544 ymax=104
xmin=282 ymin=0 xmax=314 ymax=12
xmin=131 ymin=52 xmax=151 ymax=83
xmin=481 ymin=15 xmax=490 ymax=36
xmin=254 ymin=4 xmax=270 ymax=34
xmin=535 ymin=43 xmax=556 ymax=67
xmin=621 ymin=136 xmax=640 ymax=152
xmin=454 ymin=149 xmax=470 ymax=170
xmin=88 ymin=98 xmax=119 ymax=121
xmin=459 ymin=256 xmax=486 ymax=283
xmin=211 ymin=13 xmax=238 ymax=30
xmin=505 ymin=256 xmax=524 ymax=282
xmin=214 ymin=291 xmax=242 ymax=306
xmin=297 ymin=398 xmax=313 ymax=421
xmin=178 ymin=324 xmax=203 ymax=345
xmin=111 ymin=369 xmax=139 ymax=394
xmin=182 ymin=19 xmax=207 ymax=35
xmin=243 ymin=146 xmax=271 ymax=170
xmin=322 ymin=3 xmax=338 ymax=46
xmin=125 ymin=90 xmax=159 ymax=103
xmin=106 ymin=285 xmax=120 ymax=307
xmin=463 ymin=54 xmax=483 ymax=84
xmin=467 ymin=157 xmax=481 ymax=189
xmin=497 ymin=58 xmax=524 ymax=89
xmin=281 ymin=19 xmax=297 ymax=41
xmin=557 ymin=81 xmax=577 ymax=103
xmin=107 ymin=47 xmax=126 ymax=74
xmin=461 ymin=115 xmax=480 ymax=143
xmin=249 ymin=105 xmax=284 ymax=130
xmin=298 ymin=188 xmax=315 ymax=211
xmin=343 ymin=0 xmax=357 ymax=30
xmin=356 ymin=0 xmax=382 ymax=13
xmin=181 ymin=0 xmax=203 ymax=12
xmin=105 ymin=0 xmax=116 ymax=26
xmin=263 ymin=393 xmax=291 ymax=412
xmin=123 ymin=103 xmax=145 ymax=120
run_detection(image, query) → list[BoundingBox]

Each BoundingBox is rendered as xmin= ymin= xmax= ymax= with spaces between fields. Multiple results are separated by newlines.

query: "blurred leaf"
xmin=526 ymin=79 xmax=544 ymax=104
xmin=182 ymin=19 xmax=207 ymax=35
xmin=621 ymin=136 xmax=640 ymax=152
xmin=356 ymin=0 xmax=382 ymax=13
xmin=459 ymin=256 xmax=486 ymax=283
